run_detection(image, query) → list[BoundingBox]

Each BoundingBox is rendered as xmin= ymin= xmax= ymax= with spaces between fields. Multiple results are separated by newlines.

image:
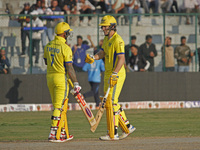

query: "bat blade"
xmin=90 ymin=87 xmax=111 ymax=132
xmin=90 ymin=107 xmax=104 ymax=132
xmin=75 ymin=93 xmax=96 ymax=127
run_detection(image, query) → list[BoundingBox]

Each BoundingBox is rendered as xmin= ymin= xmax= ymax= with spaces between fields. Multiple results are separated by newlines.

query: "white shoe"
xmin=119 ymin=125 xmax=136 ymax=140
xmin=99 ymin=133 xmax=119 ymax=141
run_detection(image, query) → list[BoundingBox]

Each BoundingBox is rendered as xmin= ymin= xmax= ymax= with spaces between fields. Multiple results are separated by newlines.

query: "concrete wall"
xmin=1 ymin=72 xmax=200 ymax=104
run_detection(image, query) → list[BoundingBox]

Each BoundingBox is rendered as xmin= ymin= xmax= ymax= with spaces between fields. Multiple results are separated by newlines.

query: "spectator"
xmin=139 ymin=34 xmax=157 ymax=72
xmin=147 ymin=0 xmax=159 ymax=13
xmin=194 ymin=47 xmax=200 ymax=72
xmin=128 ymin=45 xmax=150 ymax=72
xmin=62 ymin=0 xmax=79 ymax=26
xmin=44 ymin=0 xmax=63 ymax=47
xmin=180 ymin=0 xmax=200 ymax=25
xmin=0 ymin=48 xmax=10 ymax=74
xmin=50 ymin=0 xmax=62 ymax=11
xmin=82 ymin=51 xmax=105 ymax=109
xmin=125 ymin=35 xmax=138 ymax=66
xmin=105 ymin=0 xmax=112 ymax=12
xmin=170 ymin=0 xmax=179 ymax=13
xmin=175 ymin=36 xmax=192 ymax=72
xmin=30 ymin=11 xmax=44 ymax=65
xmin=111 ymin=0 xmax=128 ymax=25
xmin=72 ymin=35 xmax=95 ymax=72
xmin=161 ymin=0 xmax=173 ymax=13
xmin=161 ymin=36 xmax=175 ymax=72
xmin=18 ymin=2 xmax=31 ymax=57
xmin=77 ymin=0 xmax=95 ymax=26
xmin=37 ymin=1 xmax=53 ymax=49
xmin=139 ymin=0 xmax=150 ymax=14
xmin=90 ymin=0 xmax=107 ymax=13
xmin=5 ymin=3 xmax=15 ymax=21
xmin=125 ymin=0 xmax=142 ymax=25
xmin=30 ymin=0 xmax=42 ymax=12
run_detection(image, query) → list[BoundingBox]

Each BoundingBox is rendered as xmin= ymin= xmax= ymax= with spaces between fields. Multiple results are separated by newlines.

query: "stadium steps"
xmin=0 ymin=15 xmax=198 ymax=74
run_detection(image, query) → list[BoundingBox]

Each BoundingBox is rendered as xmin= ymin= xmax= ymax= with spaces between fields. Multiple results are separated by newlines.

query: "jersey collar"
xmin=55 ymin=36 xmax=66 ymax=44
xmin=108 ymin=32 xmax=117 ymax=40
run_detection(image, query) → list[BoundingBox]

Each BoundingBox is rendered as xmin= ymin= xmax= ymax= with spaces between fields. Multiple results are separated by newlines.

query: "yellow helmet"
xmin=99 ymin=15 xmax=117 ymax=26
xmin=55 ymin=22 xmax=73 ymax=34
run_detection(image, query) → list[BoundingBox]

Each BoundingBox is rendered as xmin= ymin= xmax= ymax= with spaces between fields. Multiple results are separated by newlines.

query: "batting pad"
xmin=106 ymin=94 xmax=114 ymax=139
xmin=119 ymin=112 xmax=129 ymax=134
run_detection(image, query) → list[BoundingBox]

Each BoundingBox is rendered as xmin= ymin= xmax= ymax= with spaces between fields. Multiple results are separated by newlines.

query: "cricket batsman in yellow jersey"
xmin=85 ymin=15 xmax=136 ymax=140
xmin=44 ymin=22 xmax=81 ymax=142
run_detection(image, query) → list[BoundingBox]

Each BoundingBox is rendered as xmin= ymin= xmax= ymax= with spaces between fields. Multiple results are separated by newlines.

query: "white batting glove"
xmin=71 ymin=82 xmax=81 ymax=95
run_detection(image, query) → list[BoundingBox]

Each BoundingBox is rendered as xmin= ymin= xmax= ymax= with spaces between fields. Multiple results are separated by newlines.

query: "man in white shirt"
xmin=77 ymin=0 xmax=95 ymax=26
xmin=183 ymin=0 xmax=200 ymax=24
xmin=125 ymin=0 xmax=142 ymax=25
xmin=30 ymin=10 xmax=44 ymax=64
xmin=111 ymin=0 xmax=128 ymax=25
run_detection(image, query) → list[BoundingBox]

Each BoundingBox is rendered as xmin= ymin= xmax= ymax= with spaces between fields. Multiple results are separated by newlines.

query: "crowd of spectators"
xmin=16 ymin=0 xmax=200 ymax=27
xmin=1 ymin=0 xmax=200 ymax=74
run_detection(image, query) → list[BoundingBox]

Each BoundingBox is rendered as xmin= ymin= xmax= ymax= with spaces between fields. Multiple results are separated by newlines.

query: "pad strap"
xmin=50 ymin=126 xmax=58 ymax=131
xmin=51 ymin=116 xmax=61 ymax=120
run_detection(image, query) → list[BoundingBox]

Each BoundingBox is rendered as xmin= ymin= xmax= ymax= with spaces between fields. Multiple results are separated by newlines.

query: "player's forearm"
xmin=94 ymin=50 xmax=105 ymax=60
xmin=113 ymin=54 xmax=125 ymax=73
xmin=66 ymin=63 xmax=78 ymax=83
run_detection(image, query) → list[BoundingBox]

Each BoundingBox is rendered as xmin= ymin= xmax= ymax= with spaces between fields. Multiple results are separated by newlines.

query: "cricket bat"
xmin=68 ymin=79 xmax=96 ymax=127
xmin=90 ymin=86 xmax=111 ymax=133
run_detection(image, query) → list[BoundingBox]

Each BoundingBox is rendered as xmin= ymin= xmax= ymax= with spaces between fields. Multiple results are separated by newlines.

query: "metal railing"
xmin=0 ymin=13 xmax=199 ymax=74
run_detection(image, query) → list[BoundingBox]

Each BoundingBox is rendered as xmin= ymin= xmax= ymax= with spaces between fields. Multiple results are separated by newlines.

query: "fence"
xmin=0 ymin=13 xmax=199 ymax=74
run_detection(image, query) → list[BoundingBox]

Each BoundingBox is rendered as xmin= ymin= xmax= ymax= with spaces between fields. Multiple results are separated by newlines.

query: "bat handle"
xmin=104 ymin=87 xmax=110 ymax=99
xmin=68 ymin=79 xmax=74 ymax=88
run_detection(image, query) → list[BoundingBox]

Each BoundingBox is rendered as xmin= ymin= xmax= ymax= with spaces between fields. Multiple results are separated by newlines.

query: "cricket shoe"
xmin=48 ymin=127 xmax=73 ymax=142
xmin=99 ymin=133 xmax=119 ymax=141
xmin=48 ymin=134 xmax=74 ymax=143
xmin=119 ymin=125 xmax=136 ymax=140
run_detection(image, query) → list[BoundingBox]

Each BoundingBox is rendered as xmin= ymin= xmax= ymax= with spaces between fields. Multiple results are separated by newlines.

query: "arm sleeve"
xmin=116 ymin=40 xmax=125 ymax=54
xmin=153 ymin=44 xmax=157 ymax=57
xmin=144 ymin=61 xmax=150 ymax=70
xmin=127 ymin=64 xmax=134 ymax=72
xmin=174 ymin=46 xmax=181 ymax=60
xmin=64 ymin=46 xmax=73 ymax=63
xmin=5 ymin=58 xmax=10 ymax=68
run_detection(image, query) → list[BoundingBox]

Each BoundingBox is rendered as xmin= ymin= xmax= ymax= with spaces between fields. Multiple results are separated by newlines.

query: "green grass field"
xmin=0 ymin=108 xmax=200 ymax=141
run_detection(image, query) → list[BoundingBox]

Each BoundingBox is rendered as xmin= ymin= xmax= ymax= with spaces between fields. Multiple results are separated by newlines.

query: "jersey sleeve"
xmin=63 ymin=46 xmax=73 ymax=63
xmin=115 ymin=39 xmax=125 ymax=55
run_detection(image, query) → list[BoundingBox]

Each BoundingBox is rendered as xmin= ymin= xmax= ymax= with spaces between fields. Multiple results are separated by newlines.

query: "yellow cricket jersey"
xmin=102 ymin=32 xmax=126 ymax=76
xmin=44 ymin=36 xmax=73 ymax=74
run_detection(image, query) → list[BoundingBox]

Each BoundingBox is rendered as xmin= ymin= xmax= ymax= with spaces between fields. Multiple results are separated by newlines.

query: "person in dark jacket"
xmin=128 ymin=45 xmax=150 ymax=72
xmin=18 ymin=2 xmax=31 ymax=57
xmin=139 ymin=34 xmax=157 ymax=72
xmin=0 ymin=48 xmax=10 ymax=74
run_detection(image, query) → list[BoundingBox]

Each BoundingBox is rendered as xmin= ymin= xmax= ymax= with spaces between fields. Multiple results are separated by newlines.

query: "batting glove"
xmin=71 ymin=82 xmax=81 ymax=95
xmin=110 ymin=72 xmax=119 ymax=88
xmin=85 ymin=54 xmax=95 ymax=64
